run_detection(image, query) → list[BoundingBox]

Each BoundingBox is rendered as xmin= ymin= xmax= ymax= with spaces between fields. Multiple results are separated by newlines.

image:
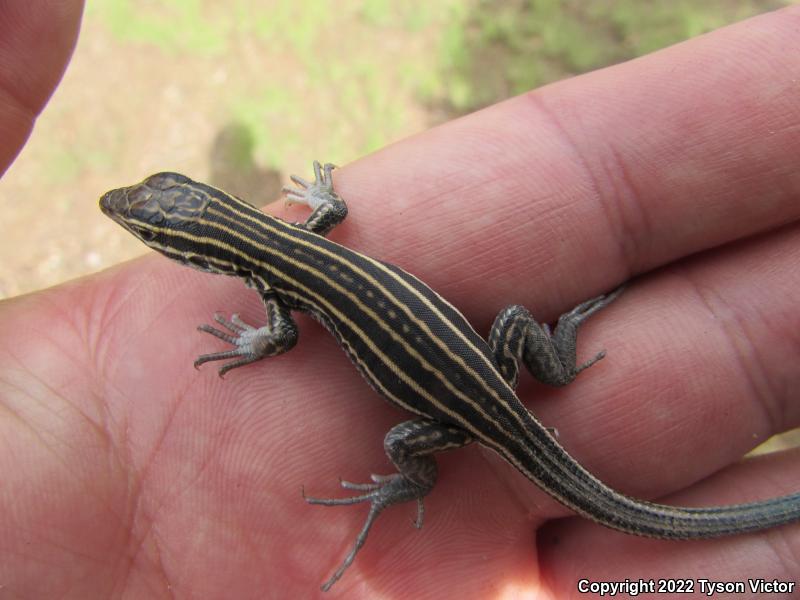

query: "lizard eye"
xmin=127 ymin=222 xmax=157 ymax=242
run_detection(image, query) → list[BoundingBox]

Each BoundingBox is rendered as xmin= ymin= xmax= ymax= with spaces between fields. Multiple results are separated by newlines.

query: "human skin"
xmin=1 ymin=3 xmax=799 ymax=599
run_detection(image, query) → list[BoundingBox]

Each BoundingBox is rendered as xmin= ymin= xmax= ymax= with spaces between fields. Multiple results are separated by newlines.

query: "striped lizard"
xmin=100 ymin=161 xmax=800 ymax=591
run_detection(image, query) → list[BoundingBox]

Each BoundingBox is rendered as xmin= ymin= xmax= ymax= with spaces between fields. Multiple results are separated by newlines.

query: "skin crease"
xmin=1 ymin=3 xmax=800 ymax=599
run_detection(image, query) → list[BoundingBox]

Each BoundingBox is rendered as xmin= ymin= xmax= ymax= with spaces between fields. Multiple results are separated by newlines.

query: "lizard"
xmin=100 ymin=161 xmax=800 ymax=591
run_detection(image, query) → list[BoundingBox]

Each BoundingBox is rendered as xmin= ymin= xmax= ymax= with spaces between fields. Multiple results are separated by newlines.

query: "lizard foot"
xmin=194 ymin=313 xmax=278 ymax=377
xmin=282 ymin=160 xmax=338 ymax=210
xmin=282 ymin=160 xmax=347 ymax=236
xmin=304 ymin=473 xmax=428 ymax=592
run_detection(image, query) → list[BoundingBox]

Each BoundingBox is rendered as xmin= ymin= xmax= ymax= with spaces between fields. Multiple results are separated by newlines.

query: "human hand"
xmin=2 ymin=5 xmax=799 ymax=599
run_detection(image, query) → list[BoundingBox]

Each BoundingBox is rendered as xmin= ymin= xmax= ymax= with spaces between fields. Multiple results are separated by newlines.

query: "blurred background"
xmin=0 ymin=0 xmax=794 ymax=299
xmin=0 ymin=1 xmax=796 ymax=449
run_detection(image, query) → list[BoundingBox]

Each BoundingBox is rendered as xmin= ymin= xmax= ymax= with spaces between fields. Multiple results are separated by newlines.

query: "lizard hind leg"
xmin=488 ymin=286 xmax=624 ymax=388
xmin=304 ymin=419 xmax=473 ymax=591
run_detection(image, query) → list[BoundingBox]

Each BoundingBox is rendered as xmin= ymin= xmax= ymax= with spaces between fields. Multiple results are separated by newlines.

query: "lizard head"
xmin=100 ymin=172 xmax=248 ymax=275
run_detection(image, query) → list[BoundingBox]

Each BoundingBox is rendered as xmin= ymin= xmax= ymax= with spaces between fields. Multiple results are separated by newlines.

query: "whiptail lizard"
xmin=100 ymin=161 xmax=800 ymax=591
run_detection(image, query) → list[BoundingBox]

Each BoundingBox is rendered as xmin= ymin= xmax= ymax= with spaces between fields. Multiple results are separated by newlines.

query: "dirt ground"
xmin=0 ymin=3 xmax=440 ymax=298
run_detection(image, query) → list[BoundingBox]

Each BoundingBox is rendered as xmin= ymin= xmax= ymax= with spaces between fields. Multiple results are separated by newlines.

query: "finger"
xmin=0 ymin=2 xmax=84 ymax=175
xmin=311 ymin=7 xmax=800 ymax=319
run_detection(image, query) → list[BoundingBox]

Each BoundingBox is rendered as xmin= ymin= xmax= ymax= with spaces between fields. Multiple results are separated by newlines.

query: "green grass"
xmin=86 ymin=0 xmax=791 ymax=171
xmin=433 ymin=0 xmax=791 ymax=112
xmin=87 ymin=0 xmax=231 ymax=55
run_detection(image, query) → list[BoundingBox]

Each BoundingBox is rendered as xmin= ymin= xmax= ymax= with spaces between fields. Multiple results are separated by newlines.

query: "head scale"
xmin=99 ymin=171 xmax=212 ymax=233
xmin=100 ymin=172 xmax=229 ymax=272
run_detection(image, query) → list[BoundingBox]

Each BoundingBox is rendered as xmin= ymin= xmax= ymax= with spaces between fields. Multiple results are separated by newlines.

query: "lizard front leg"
xmin=283 ymin=160 xmax=348 ymax=236
xmin=194 ymin=289 xmax=298 ymax=377
xmin=305 ymin=419 xmax=473 ymax=591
